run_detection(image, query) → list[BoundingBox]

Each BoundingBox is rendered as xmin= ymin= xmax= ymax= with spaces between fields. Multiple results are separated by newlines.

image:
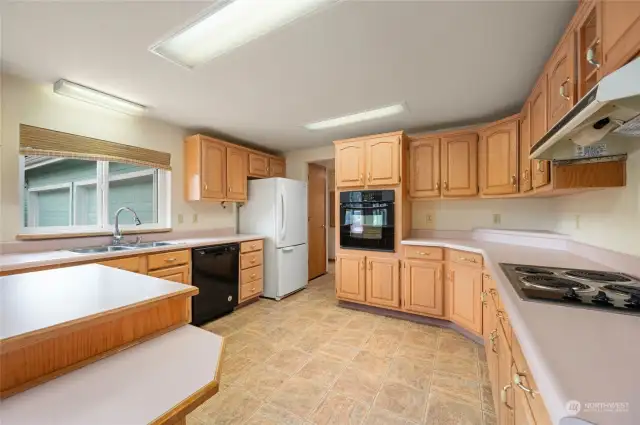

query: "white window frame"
xmin=19 ymin=156 xmax=171 ymax=235
xmin=26 ymin=182 xmax=73 ymax=227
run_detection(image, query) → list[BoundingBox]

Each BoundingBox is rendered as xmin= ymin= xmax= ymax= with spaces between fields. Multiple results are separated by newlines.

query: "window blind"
xmin=19 ymin=124 xmax=172 ymax=170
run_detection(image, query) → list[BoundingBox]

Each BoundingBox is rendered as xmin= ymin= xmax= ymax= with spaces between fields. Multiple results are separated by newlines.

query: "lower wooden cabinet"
xmin=148 ymin=264 xmax=190 ymax=284
xmin=512 ymin=362 xmax=537 ymax=425
xmin=497 ymin=322 xmax=515 ymax=425
xmin=447 ymin=262 xmax=483 ymax=335
xmin=336 ymin=253 xmax=366 ymax=302
xmin=365 ymin=257 xmax=400 ymax=308
xmin=403 ymin=260 xmax=444 ymax=316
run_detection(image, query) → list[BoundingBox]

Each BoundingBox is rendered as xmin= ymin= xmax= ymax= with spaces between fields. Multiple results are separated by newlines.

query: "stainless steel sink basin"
xmin=67 ymin=241 xmax=175 ymax=254
xmin=133 ymin=242 xmax=175 ymax=248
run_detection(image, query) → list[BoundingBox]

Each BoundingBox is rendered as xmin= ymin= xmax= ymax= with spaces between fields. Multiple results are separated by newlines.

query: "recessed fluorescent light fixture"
xmin=305 ymin=103 xmax=406 ymax=131
xmin=149 ymin=0 xmax=338 ymax=68
xmin=53 ymin=79 xmax=147 ymax=115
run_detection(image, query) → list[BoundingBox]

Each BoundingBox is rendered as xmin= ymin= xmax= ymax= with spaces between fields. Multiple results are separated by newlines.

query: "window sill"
xmin=16 ymin=228 xmax=172 ymax=241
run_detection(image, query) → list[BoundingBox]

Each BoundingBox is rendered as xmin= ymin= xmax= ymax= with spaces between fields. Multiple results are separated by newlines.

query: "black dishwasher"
xmin=191 ymin=243 xmax=239 ymax=326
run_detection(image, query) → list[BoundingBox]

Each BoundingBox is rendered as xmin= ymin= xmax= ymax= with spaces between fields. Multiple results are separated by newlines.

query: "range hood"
xmin=530 ymin=57 xmax=640 ymax=161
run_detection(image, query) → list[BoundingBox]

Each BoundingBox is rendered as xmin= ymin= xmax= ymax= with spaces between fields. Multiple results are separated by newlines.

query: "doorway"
xmin=308 ymin=163 xmax=327 ymax=280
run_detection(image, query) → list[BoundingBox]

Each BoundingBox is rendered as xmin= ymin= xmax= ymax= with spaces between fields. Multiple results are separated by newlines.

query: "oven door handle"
xmin=341 ymin=205 xmax=391 ymax=210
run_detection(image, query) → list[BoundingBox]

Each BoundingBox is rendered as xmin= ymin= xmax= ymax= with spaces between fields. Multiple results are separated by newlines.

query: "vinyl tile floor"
xmin=189 ymin=265 xmax=496 ymax=425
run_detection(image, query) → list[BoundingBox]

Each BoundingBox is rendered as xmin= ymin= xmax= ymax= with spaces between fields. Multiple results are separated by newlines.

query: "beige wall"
xmin=284 ymin=145 xmax=334 ymax=181
xmin=0 ymin=74 xmax=234 ymax=242
xmin=553 ymin=151 xmax=640 ymax=256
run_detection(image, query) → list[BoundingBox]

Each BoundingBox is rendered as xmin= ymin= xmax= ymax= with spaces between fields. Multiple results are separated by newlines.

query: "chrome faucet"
xmin=113 ymin=207 xmax=142 ymax=245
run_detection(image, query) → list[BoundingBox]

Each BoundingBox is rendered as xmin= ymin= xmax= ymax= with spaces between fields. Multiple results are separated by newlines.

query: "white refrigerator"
xmin=239 ymin=178 xmax=308 ymax=300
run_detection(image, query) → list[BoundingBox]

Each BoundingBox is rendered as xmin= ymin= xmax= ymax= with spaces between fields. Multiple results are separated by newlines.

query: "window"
xmin=22 ymin=156 xmax=170 ymax=234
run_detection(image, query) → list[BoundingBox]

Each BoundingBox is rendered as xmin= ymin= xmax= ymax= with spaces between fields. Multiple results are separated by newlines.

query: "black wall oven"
xmin=339 ymin=190 xmax=395 ymax=252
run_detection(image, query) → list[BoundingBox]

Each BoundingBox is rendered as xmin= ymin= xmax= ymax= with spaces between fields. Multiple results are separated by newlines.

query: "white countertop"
xmin=0 ymin=234 xmax=264 ymax=273
xmin=402 ymin=238 xmax=640 ymax=425
xmin=0 ymin=264 xmax=196 ymax=341
xmin=0 ymin=325 xmax=223 ymax=425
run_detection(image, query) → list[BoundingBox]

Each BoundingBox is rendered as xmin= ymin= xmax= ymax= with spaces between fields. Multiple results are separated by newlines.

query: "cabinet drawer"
xmin=241 ymin=240 xmax=263 ymax=253
xmin=99 ymin=256 xmax=140 ymax=273
xmin=240 ymin=279 xmax=263 ymax=301
xmin=512 ymin=335 xmax=552 ymax=425
xmin=147 ymin=249 xmax=190 ymax=271
xmin=148 ymin=264 xmax=190 ymax=284
xmin=447 ymin=249 xmax=483 ymax=267
xmin=241 ymin=265 xmax=263 ymax=284
xmin=404 ymin=245 xmax=444 ymax=261
xmin=240 ymin=252 xmax=263 ymax=270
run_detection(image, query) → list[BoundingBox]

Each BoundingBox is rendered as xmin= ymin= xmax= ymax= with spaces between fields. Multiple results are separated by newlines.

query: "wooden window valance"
xmin=19 ymin=124 xmax=172 ymax=170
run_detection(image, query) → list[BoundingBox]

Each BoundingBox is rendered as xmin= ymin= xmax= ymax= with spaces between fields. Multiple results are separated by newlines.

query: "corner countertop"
xmin=402 ymin=238 xmax=640 ymax=425
xmin=0 ymin=264 xmax=197 ymax=341
xmin=0 ymin=325 xmax=223 ymax=425
xmin=0 ymin=234 xmax=265 ymax=273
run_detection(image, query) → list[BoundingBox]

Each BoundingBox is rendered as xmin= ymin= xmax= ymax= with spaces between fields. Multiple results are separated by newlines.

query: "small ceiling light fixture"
xmin=53 ymin=80 xmax=147 ymax=115
xmin=305 ymin=103 xmax=407 ymax=131
xmin=149 ymin=0 xmax=338 ymax=69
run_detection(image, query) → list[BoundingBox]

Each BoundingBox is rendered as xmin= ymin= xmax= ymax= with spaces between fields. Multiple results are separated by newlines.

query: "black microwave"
xmin=339 ymin=190 xmax=395 ymax=252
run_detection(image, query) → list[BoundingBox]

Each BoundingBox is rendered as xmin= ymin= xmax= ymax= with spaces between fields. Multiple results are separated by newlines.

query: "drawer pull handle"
xmin=418 ymin=251 xmax=430 ymax=256
xmin=514 ymin=373 xmax=537 ymax=398
xmin=251 ymin=244 xmax=256 ymax=249
xmin=251 ymin=273 xmax=256 ymax=278
xmin=459 ymin=257 xmax=477 ymax=263
xmin=165 ymin=257 xmax=177 ymax=262
xmin=250 ymin=258 xmax=256 ymax=263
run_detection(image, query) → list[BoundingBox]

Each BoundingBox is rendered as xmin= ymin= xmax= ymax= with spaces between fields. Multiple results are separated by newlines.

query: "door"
xmin=148 ymin=265 xmax=190 ymax=284
xmin=479 ymin=118 xmax=518 ymax=196
xmin=512 ymin=364 xmax=536 ymax=425
xmin=336 ymin=253 xmax=366 ymax=301
xmin=576 ymin=2 xmax=602 ymax=99
xmin=529 ymin=76 xmax=550 ymax=189
xmin=366 ymin=135 xmax=400 ymax=186
xmin=409 ymin=138 xmax=440 ymax=198
xmin=448 ymin=263 xmax=483 ymax=334
xmin=308 ymin=163 xmax=327 ymax=280
xmin=498 ymin=324 xmax=515 ymax=425
xmin=441 ymin=133 xmax=478 ymax=197
xmin=519 ymin=103 xmax=532 ymax=193
xmin=269 ymin=158 xmax=286 ymax=177
xmin=248 ymin=153 xmax=268 ymax=177
xmin=276 ymin=178 xmax=308 ymax=248
xmin=335 ymin=141 xmax=365 ymax=188
xmin=201 ymin=140 xmax=226 ymax=199
xmin=601 ymin=0 xmax=640 ymax=75
xmin=366 ymin=257 xmax=400 ymax=307
xmin=403 ymin=260 xmax=444 ymax=316
xmin=547 ymin=35 xmax=575 ymax=128
xmin=276 ymin=244 xmax=308 ymax=299
xmin=226 ymin=147 xmax=248 ymax=201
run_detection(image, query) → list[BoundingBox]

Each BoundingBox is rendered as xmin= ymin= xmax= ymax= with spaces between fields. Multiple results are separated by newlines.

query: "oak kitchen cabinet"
xmin=409 ymin=137 xmax=440 ymax=198
xmin=335 ymin=132 xmax=404 ymax=189
xmin=547 ymin=34 xmax=576 ymax=129
xmin=269 ymin=157 xmax=286 ymax=177
xmin=248 ymin=153 xmax=269 ymax=177
xmin=366 ymin=257 xmax=400 ymax=308
xmin=601 ymin=0 xmax=640 ymax=76
xmin=529 ymin=75 xmax=550 ymax=189
xmin=447 ymin=255 xmax=483 ymax=335
xmin=201 ymin=139 xmax=227 ymax=200
xmin=519 ymin=103 xmax=533 ymax=193
xmin=226 ymin=147 xmax=248 ymax=201
xmin=335 ymin=253 xmax=366 ymax=302
xmin=441 ymin=132 xmax=478 ymax=197
xmin=403 ymin=260 xmax=444 ymax=316
xmin=479 ymin=116 xmax=519 ymax=196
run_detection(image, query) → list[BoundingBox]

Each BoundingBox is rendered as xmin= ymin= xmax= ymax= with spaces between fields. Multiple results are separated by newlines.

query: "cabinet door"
xmin=512 ymin=364 xmax=537 ymax=425
xmin=336 ymin=141 xmax=366 ymax=188
xmin=248 ymin=153 xmax=269 ymax=177
xmin=269 ymin=157 xmax=286 ymax=177
xmin=448 ymin=262 xmax=483 ymax=334
xmin=441 ymin=133 xmax=478 ymax=197
xmin=148 ymin=265 xmax=190 ymax=284
xmin=602 ymin=0 xmax=640 ymax=76
xmin=576 ymin=2 xmax=602 ymax=99
xmin=529 ymin=77 xmax=550 ymax=189
xmin=226 ymin=147 xmax=248 ymax=201
xmin=403 ymin=260 xmax=444 ymax=316
xmin=483 ymin=287 xmax=500 ymax=415
xmin=366 ymin=257 xmax=400 ymax=308
xmin=479 ymin=119 xmax=518 ymax=196
xmin=201 ymin=140 xmax=226 ymax=200
xmin=366 ymin=136 xmax=401 ymax=186
xmin=519 ymin=103 xmax=533 ymax=193
xmin=409 ymin=138 xmax=440 ymax=198
xmin=336 ymin=254 xmax=366 ymax=302
xmin=547 ymin=35 xmax=575 ymax=128
xmin=498 ymin=324 xmax=515 ymax=425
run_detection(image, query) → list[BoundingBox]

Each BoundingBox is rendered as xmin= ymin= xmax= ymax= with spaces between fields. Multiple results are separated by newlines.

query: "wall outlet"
xmin=425 ymin=213 xmax=435 ymax=228
xmin=575 ymin=215 xmax=580 ymax=229
xmin=177 ymin=214 xmax=184 ymax=224
xmin=193 ymin=213 xmax=198 ymax=223
xmin=493 ymin=214 xmax=501 ymax=225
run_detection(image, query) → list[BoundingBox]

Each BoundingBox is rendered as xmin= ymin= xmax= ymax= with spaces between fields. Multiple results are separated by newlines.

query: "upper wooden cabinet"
xmin=226 ymin=147 xmax=248 ymax=201
xmin=519 ymin=103 xmax=533 ymax=193
xmin=336 ymin=253 xmax=366 ymax=302
xmin=335 ymin=140 xmax=366 ymax=188
xmin=441 ymin=133 xmax=478 ymax=197
xmin=334 ymin=132 xmax=404 ymax=189
xmin=269 ymin=157 xmax=286 ymax=177
xmin=576 ymin=1 xmax=601 ymax=99
xmin=409 ymin=137 xmax=440 ymax=198
xmin=199 ymin=139 xmax=226 ymax=200
xmin=601 ymin=0 xmax=640 ymax=76
xmin=366 ymin=257 xmax=400 ymax=308
xmin=529 ymin=76 xmax=550 ymax=189
xmin=479 ymin=116 xmax=519 ymax=196
xmin=248 ymin=153 xmax=269 ymax=177
xmin=403 ymin=260 xmax=444 ymax=316
xmin=366 ymin=135 xmax=401 ymax=186
xmin=547 ymin=34 xmax=575 ymax=128
xmin=447 ymin=261 xmax=483 ymax=335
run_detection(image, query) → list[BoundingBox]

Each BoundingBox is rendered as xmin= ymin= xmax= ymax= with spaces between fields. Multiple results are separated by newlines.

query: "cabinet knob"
xmin=435 ymin=181 xmax=440 ymax=190
xmin=501 ymin=384 xmax=513 ymax=409
xmin=443 ymin=181 xmax=449 ymax=191
xmin=251 ymin=273 xmax=256 ymax=278
xmin=559 ymin=78 xmax=571 ymax=100
xmin=511 ymin=175 xmax=517 ymax=186
xmin=204 ymin=183 xmax=208 ymax=191
xmin=368 ymin=172 xmax=372 ymax=182
xmin=586 ymin=39 xmax=601 ymax=69
xmin=228 ymin=186 xmax=232 ymax=192
xmin=250 ymin=258 xmax=256 ymax=263
xmin=359 ymin=173 xmax=363 ymax=183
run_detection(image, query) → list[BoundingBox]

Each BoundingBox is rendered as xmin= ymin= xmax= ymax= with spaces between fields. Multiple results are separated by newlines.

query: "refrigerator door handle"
xmin=280 ymin=187 xmax=287 ymax=242
xmin=282 ymin=247 xmax=294 ymax=252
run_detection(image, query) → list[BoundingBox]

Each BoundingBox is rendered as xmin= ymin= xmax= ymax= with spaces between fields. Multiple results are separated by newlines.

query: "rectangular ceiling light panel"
xmin=150 ymin=0 xmax=337 ymax=68
xmin=305 ymin=104 xmax=406 ymax=130
xmin=53 ymin=80 xmax=147 ymax=115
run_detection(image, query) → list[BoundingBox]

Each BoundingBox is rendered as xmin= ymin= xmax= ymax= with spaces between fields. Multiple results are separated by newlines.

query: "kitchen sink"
xmin=68 ymin=241 xmax=176 ymax=254
xmin=132 ymin=242 xmax=175 ymax=248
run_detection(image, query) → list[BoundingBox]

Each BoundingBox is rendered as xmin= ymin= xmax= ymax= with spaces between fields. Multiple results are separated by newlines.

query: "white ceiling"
xmin=1 ymin=0 xmax=577 ymax=153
